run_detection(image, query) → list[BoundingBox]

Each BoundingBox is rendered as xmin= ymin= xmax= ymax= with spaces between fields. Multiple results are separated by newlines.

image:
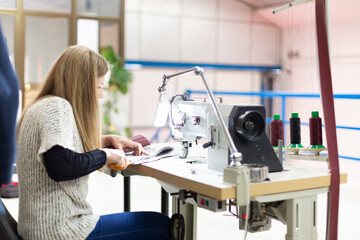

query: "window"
xmin=77 ymin=0 xmax=121 ymax=18
xmin=23 ymin=0 xmax=71 ymax=13
xmin=0 ymin=0 xmax=15 ymax=9
xmin=100 ymin=21 xmax=119 ymax=54
xmin=25 ymin=16 xmax=68 ymax=83
xmin=0 ymin=14 xmax=15 ymax=66
xmin=77 ymin=18 xmax=99 ymax=52
xmin=0 ymin=0 xmax=123 ymax=106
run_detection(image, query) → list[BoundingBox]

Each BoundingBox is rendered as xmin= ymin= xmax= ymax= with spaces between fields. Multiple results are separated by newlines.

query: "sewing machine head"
xmin=168 ymin=94 xmax=283 ymax=173
xmin=155 ymin=67 xmax=282 ymax=173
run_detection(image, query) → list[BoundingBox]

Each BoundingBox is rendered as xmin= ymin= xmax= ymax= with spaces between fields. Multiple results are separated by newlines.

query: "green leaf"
xmin=109 ymin=130 xmax=121 ymax=135
xmin=104 ymin=116 xmax=110 ymax=125
xmin=100 ymin=45 xmax=132 ymax=137
xmin=100 ymin=45 xmax=132 ymax=94
xmin=125 ymin=127 xmax=133 ymax=138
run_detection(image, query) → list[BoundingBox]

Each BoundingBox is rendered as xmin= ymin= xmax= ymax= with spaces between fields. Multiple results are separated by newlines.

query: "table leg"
xmin=172 ymin=196 xmax=197 ymax=240
xmin=124 ymin=176 xmax=130 ymax=212
xmin=285 ymin=195 xmax=318 ymax=240
xmin=161 ymin=187 xmax=169 ymax=215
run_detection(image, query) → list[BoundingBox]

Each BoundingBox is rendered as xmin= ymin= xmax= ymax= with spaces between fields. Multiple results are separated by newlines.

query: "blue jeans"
xmin=86 ymin=212 xmax=170 ymax=240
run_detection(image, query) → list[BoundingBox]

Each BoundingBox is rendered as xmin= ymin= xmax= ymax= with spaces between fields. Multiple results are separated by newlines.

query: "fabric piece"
xmin=124 ymin=135 xmax=151 ymax=153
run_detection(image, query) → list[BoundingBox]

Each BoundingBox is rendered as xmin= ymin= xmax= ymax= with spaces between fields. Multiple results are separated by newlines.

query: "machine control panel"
xmin=197 ymin=194 xmax=226 ymax=212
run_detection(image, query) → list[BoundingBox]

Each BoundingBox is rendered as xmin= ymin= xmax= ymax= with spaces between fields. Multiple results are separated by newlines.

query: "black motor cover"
xmin=228 ymin=105 xmax=283 ymax=172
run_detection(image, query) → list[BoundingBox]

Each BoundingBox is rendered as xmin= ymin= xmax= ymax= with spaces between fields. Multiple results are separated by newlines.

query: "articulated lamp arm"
xmin=159 ymin=67 xmax=242 ymax=166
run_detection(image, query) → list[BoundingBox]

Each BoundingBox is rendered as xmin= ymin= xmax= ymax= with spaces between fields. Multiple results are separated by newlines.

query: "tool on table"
xmin=108 ymin=135 xmax=150 ymax=172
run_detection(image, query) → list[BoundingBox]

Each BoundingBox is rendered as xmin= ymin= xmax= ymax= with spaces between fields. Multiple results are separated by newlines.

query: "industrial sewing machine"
xmin=156 ymin=67 xmax=282 ymax=173
xmin=168 ymin=95 xmax=283 ymax=173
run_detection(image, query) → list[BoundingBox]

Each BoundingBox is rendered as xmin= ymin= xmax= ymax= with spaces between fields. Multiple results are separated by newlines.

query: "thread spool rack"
xmin=272 ymin=111 xmax=329 ymax=163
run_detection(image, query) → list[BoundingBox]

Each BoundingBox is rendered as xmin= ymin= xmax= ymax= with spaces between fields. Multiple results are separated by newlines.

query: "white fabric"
xmin=17 ymin=96 xmax=99 ymax=240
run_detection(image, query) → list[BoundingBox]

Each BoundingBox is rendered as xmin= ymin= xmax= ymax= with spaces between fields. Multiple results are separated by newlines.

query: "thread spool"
xmin=287 ymin=113 xmax=304 ymax=149
xmin=308 ymin=111 xmax=326 ymax=150
xmin=270 ymin=114 xmax=284 ymax=147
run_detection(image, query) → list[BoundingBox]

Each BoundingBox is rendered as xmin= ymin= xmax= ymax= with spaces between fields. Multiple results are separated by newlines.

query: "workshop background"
xmin=1 ymin=0 xmax=359 ymax=239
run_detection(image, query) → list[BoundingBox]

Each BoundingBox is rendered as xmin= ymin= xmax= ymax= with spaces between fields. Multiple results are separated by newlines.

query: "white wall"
xmin=124 ymin=0 xmax=279 ymax=128
xmin=276 ymin=11 xmax=360 ymax=159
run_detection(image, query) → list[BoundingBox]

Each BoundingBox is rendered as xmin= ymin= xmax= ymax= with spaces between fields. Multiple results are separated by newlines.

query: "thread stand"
xmin=304 ymin=147 xmax=327 ymax=155
xmin=283 ymin=147 xmax=305 ymax=155
xmin=282 ymin=148 xmax=328 ymax=163
xmin=275 ymin=140 xmax=328 ymax=163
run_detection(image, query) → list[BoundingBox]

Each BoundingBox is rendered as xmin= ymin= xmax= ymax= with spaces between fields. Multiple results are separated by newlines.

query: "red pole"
xmin=315 ymin=0 xmax=340 ymax=239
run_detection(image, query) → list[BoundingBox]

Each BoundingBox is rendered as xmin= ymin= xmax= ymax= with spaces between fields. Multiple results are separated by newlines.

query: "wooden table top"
xmin=126 ymin=143 xmax=347 ymax=200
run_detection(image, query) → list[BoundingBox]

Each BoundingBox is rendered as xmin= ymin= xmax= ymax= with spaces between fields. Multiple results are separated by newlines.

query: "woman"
xmin=16 ymin=45 xmax=170 ymax=240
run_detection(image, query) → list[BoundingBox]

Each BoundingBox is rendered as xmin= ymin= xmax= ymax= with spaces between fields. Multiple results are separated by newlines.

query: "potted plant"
xmin=100 ymin=46 xmax=132 ymax=137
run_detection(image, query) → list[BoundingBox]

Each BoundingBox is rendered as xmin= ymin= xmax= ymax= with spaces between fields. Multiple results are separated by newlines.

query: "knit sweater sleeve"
xmin=43 ymin=145 xmax=106 ymax=181
xmin=37 ymin=97 xmax=77 ymax=165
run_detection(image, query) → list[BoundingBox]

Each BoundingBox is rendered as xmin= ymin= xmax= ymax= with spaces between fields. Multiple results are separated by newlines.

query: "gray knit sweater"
xmin=17 ymin=96 xmax=99 ymax=240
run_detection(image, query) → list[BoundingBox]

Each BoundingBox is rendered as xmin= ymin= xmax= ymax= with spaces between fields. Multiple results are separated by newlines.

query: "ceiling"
xmin=235 ymin=0 xmax=360 ymax=28
xmin=236 ymin=0 xmax=292 ymax=10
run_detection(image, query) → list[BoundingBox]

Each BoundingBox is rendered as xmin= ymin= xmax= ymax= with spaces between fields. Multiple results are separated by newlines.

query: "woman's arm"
xmin=102 ymin=135 xmax=149 ymax=156
xmin=43 ymin=145 xmax=130 ymax=182
xmin=43 ymin=145 xmax=106 ymax=182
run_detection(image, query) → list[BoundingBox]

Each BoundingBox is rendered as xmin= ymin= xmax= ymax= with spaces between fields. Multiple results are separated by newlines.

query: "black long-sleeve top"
xmin=43 ymin=145 xmax=106 ymax=182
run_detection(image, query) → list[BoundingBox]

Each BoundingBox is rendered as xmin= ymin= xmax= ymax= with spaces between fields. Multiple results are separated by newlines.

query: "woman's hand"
xmin=101 ymin=148 xmax=130 ymax=168
xmin=101 ymin=135 xmax=149 ymax=156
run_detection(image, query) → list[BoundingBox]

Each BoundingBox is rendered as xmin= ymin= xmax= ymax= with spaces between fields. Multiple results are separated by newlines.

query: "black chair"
xmin=0 ymin=194 xmax=18 ymax=240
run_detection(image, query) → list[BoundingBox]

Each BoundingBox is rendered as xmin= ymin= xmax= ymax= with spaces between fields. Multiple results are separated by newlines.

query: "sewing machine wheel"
xmin=170 ymin=213 xmax=185 ymax=240
xmin=235 ymin=111 xmax=265 ymax=141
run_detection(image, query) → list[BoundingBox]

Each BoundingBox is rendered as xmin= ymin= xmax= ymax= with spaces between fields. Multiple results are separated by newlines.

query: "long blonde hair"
xmin=18 ymin=45 xmax=108 ymax=152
